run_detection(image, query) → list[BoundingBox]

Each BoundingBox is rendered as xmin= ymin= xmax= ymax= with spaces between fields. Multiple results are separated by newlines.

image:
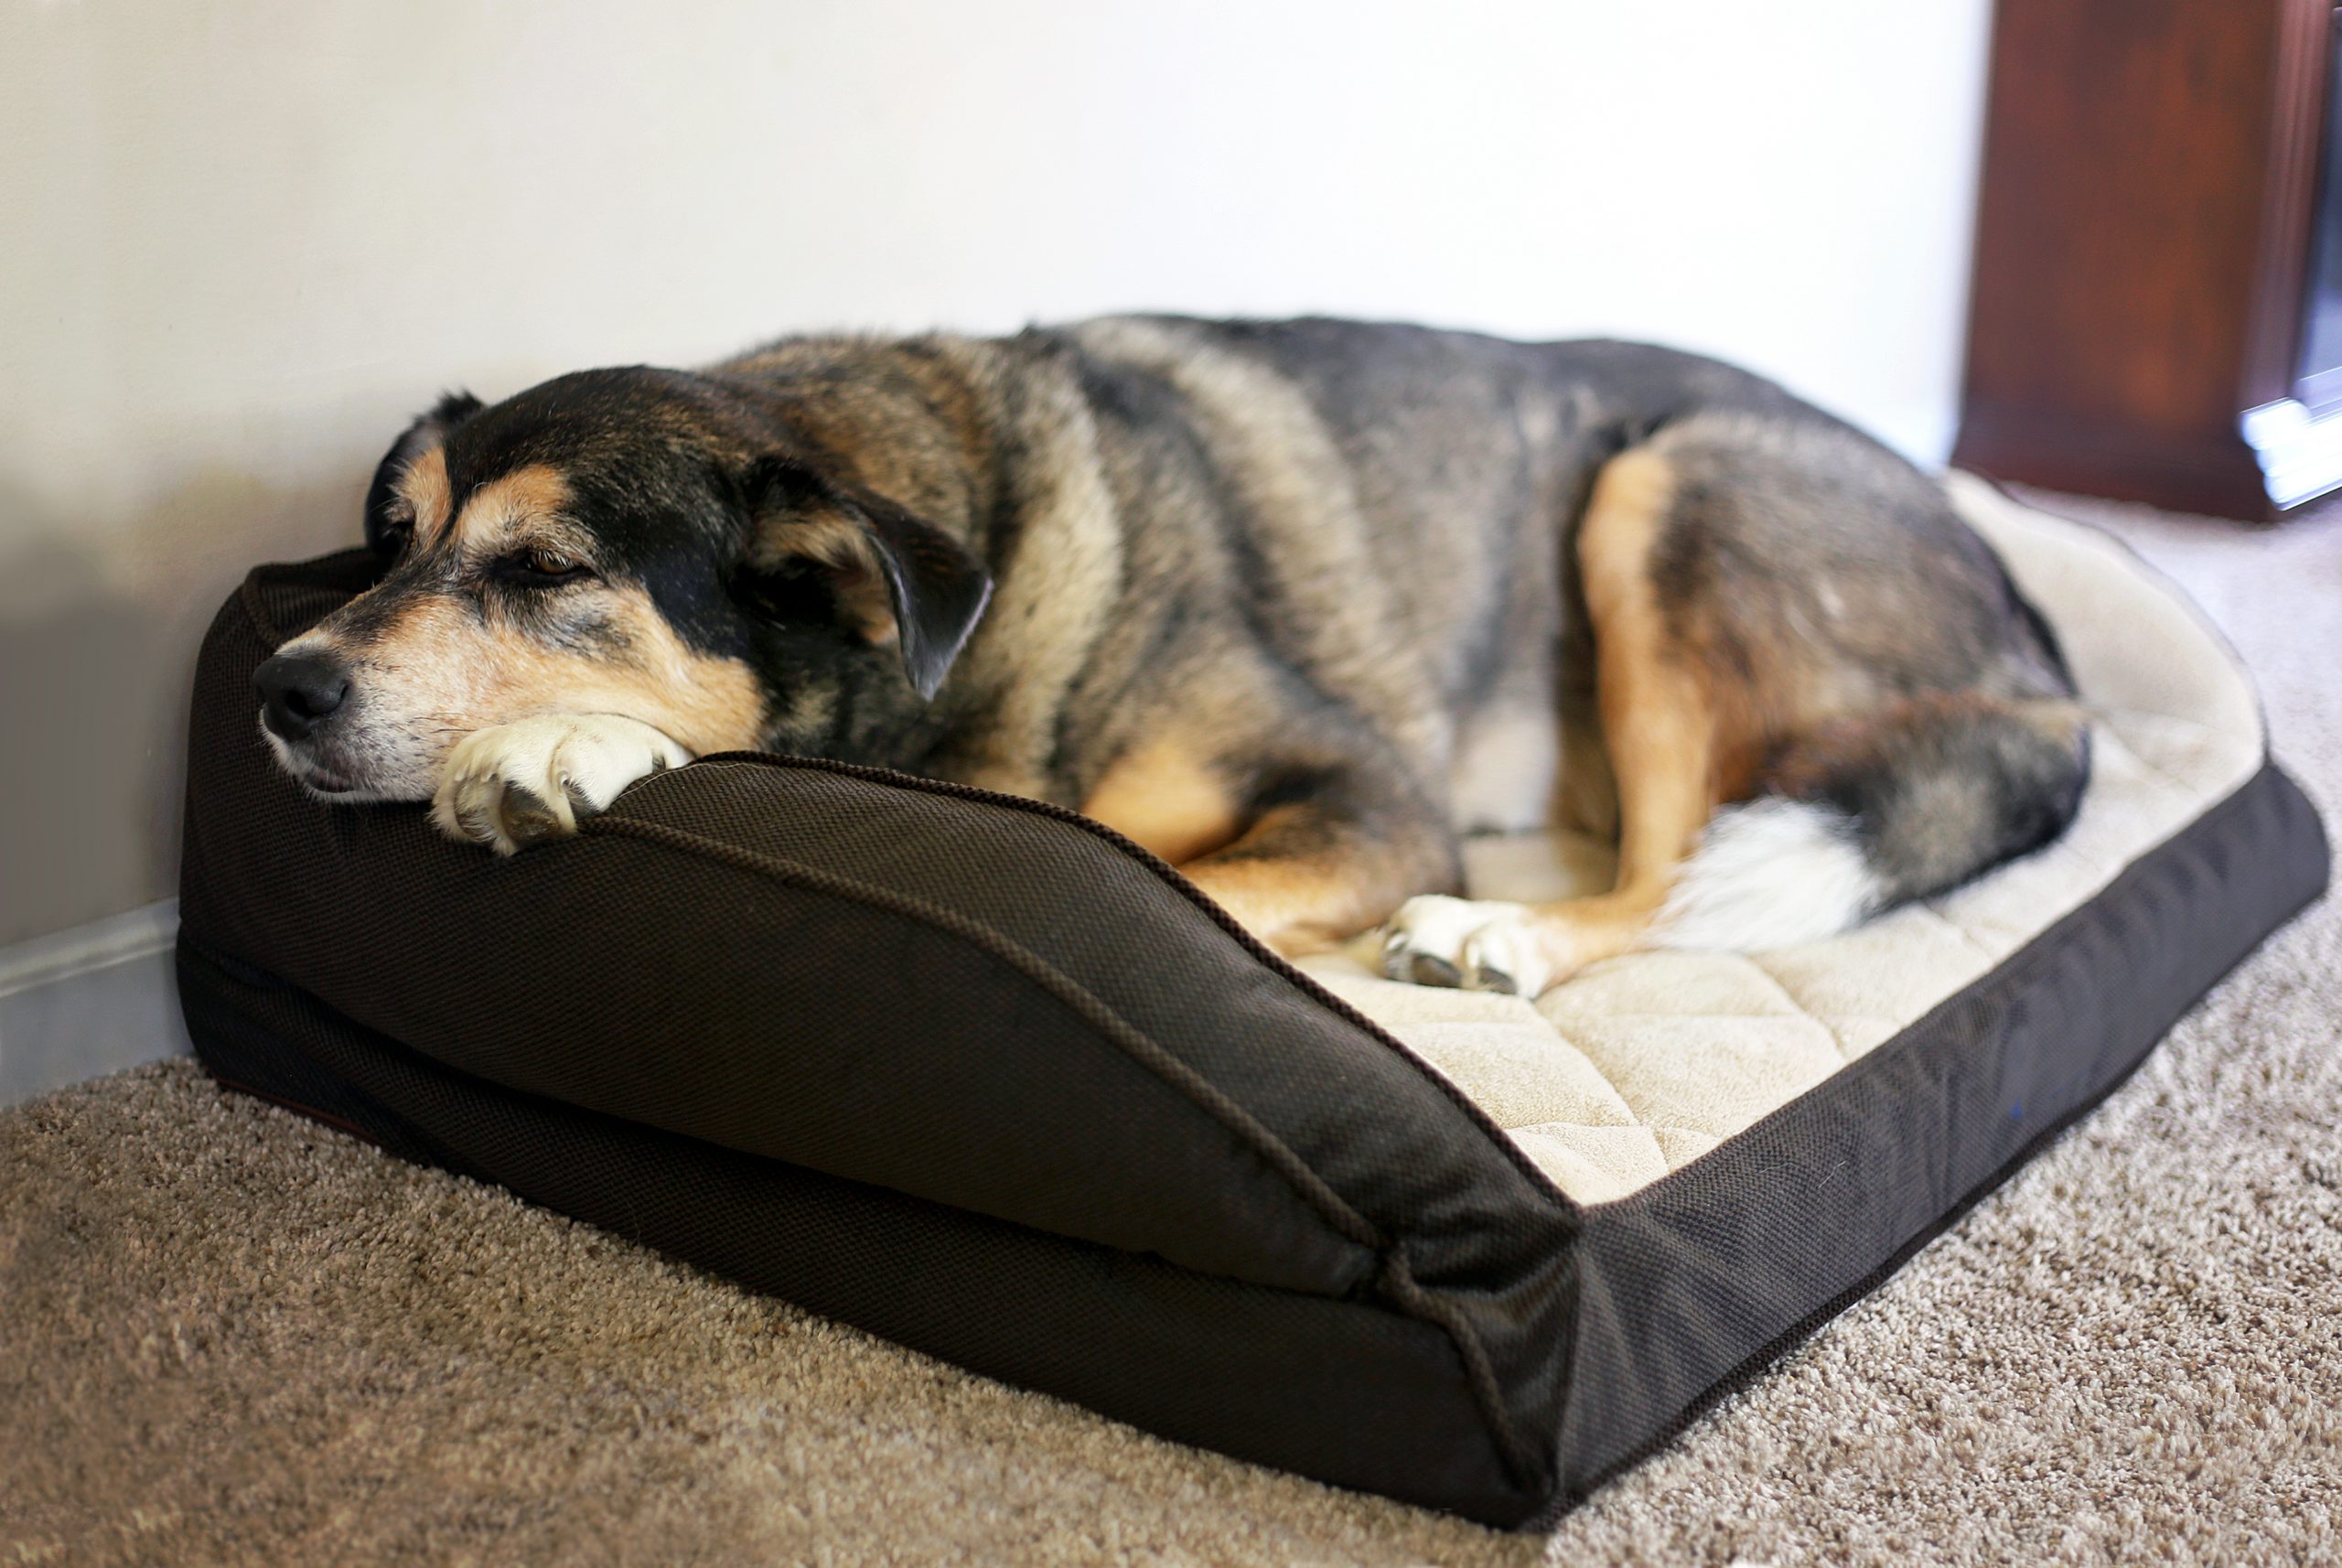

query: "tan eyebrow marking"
xmin=399 ymin=446 xmax=454 ymax=542
xmin=447 ymin=464 xmax=577 ymax=553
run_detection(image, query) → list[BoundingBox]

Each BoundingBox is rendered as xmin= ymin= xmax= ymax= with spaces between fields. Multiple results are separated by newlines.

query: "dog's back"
xmin=967 ymin=317 xmax=2087 ymax=978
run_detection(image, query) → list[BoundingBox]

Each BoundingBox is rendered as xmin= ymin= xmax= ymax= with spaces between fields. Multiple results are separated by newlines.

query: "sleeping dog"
xmin=255 ymin=317 xmax=2089 ymax=995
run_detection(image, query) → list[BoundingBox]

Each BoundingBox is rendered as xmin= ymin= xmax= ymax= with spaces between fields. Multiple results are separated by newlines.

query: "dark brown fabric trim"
xmin=687 ymin=747 xmax=1582 ymax=1213
xmin=581 ymin=812 xmax=1381 ymax=1251
xmin=1375 ymin=1244 xmax=1542 ymax=1483
xmin=580 ymin=810 xmax=1546 ymax=1487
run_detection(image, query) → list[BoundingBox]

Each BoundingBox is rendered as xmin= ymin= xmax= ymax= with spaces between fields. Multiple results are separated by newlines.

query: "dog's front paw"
xmin=1379 ymin=895 xmax=1553 ymax=996
xmin=431 ymin=714 xmax=691 ymax=854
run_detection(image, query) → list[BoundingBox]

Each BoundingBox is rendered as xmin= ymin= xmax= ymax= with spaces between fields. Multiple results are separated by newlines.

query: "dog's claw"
xmin=1403 ymin=952 xmax=1462 ymax=988
xmin=448 ymin=784 xmax=502 ymax=845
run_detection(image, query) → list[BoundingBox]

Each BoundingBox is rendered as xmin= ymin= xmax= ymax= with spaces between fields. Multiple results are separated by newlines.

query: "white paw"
xmin=1379 ymin=895 xmax=1554 ymax=996
xmin=430 ymin=714 xmax=692 ymax=854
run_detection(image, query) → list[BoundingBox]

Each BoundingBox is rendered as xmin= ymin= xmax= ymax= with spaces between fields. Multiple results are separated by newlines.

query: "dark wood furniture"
xmin=1953 ymin=0 xmax=2342 ymax=520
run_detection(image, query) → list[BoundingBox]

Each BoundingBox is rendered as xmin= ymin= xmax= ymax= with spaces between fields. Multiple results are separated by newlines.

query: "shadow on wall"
xmin=0 ymin=467 xmax=366 ymax=947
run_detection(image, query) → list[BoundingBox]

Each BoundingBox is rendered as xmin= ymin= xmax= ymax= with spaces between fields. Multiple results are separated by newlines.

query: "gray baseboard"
xmin=0 ymin=900 xmax=189 ymax=1109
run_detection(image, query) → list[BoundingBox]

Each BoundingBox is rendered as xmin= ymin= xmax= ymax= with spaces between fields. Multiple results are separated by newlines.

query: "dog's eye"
xmin=499 ymin=547 xmax=594 ymax=585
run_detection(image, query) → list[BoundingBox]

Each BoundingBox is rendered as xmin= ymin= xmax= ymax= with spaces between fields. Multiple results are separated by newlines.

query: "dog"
xmin=255 ymin=316 xmax=2089 ymax=995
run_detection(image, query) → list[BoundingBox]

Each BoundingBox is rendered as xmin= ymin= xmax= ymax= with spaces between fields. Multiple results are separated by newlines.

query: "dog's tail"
xmin=1652 ymin=693 xmax=2091 ymax=952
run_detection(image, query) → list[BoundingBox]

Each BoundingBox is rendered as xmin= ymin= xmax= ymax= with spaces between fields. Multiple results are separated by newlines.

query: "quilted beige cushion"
xmin=1302 ymin=476 xmax=2265 ymax=1204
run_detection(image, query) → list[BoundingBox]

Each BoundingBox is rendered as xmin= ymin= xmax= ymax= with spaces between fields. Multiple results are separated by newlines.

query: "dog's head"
xmin=255 ymin=366 xmax=993 ymax=801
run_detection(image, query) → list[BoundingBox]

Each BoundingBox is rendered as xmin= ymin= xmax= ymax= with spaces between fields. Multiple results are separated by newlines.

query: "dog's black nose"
xmin=254 ymin=653 xmax=352 ymax=741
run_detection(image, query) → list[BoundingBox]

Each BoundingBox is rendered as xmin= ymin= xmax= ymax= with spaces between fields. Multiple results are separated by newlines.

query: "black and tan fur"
xmin=255 ymin=317 xmax=2089 ymax=993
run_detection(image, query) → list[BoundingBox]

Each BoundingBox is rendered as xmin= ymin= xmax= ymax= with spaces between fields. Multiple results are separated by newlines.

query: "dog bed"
xmin=173 ymin=475 xmax=2326 ymax=1529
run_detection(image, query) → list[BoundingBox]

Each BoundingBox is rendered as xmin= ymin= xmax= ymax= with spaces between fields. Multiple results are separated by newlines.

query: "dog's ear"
xmin=731 ymin=456 xmax=993 ymax=701
xmin=364 ymin=391 xmax=483 ymax=554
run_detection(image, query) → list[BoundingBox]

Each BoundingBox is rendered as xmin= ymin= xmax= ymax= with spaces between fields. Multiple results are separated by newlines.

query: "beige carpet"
xmin=3 ymin=489 xmax=2337 ymax=1567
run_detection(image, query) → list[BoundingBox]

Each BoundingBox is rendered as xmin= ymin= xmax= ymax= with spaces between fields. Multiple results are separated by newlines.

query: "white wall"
xmin=0 ymin=0 xmax=1993 ymax=945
